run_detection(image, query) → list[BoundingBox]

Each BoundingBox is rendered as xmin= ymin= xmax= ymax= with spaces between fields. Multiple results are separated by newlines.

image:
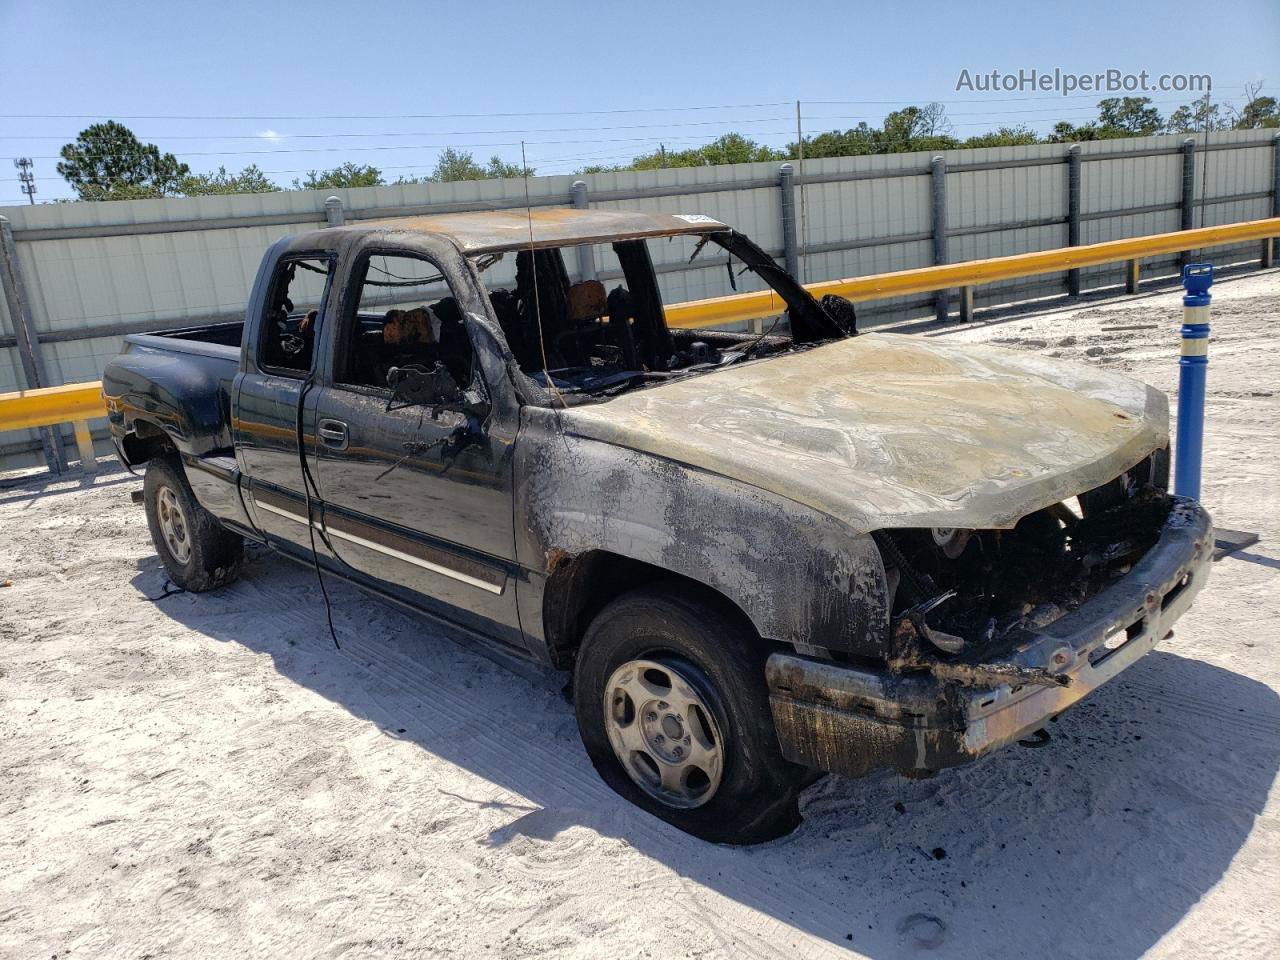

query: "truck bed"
xmin=105 ymin=322 xmax=245 ymax=464
xmin=124 ymin=321 xmax=244 ymax=361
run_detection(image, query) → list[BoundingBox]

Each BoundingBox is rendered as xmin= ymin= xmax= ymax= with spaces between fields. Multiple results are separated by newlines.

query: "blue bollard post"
xmin=1174 ymin=263 xmax=1213 ymax=500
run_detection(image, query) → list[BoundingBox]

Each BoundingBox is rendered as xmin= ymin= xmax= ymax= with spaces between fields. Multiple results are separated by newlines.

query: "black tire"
xmin=143 ymin=456 xmax=243 ymax=592
xmin=573 ymin=582 xmax=803 ymax=844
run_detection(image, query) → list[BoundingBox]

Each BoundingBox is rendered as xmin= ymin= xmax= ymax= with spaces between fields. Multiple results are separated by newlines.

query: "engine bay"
xmin=879 ymin=452 xmax=1173 ymax=665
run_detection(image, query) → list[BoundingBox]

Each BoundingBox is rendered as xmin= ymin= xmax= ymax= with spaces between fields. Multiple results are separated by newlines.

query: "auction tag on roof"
xmin=673 ymin=214 xmax=719 ymax=224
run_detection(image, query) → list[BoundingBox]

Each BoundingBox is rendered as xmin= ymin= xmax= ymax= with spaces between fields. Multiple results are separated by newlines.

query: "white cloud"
xmin=258 ymin=129 xmax=284 ymax=142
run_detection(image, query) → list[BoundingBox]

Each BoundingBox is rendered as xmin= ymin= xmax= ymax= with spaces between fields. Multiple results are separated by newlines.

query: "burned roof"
xmin=357 ymin=207 xmax=727 ymax=255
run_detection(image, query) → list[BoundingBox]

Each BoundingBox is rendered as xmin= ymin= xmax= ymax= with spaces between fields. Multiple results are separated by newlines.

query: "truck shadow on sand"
xmin=134 ymin=550 xmax=1280 ymax=960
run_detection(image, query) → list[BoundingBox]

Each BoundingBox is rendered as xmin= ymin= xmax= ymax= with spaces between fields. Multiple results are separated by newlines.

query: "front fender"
xmin=515 ymin=409 xmax=891 ymax=659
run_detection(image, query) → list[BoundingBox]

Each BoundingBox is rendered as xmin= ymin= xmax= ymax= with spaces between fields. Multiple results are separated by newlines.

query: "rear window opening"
xmin=259 ymin=256 xmax=334 ymax=375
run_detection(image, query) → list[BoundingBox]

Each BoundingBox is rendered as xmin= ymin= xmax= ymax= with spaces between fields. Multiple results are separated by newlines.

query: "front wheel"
xmin=573 ymin=583 xmax=803 ymax=844
xmin=143 ymin=456 xmax=243 ymax=592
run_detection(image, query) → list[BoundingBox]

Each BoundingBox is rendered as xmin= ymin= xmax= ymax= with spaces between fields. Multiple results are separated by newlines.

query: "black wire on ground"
xmin=140 ymin=580 xmax=186 ymax=602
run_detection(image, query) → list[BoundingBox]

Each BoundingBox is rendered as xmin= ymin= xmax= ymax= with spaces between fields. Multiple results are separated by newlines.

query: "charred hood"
xmin=559 ymin=333 xmax=1168 ymax=532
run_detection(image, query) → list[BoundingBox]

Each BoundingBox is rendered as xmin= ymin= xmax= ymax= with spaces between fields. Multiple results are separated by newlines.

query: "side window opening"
xmin=260 ymin=256 xmax=333 ymax=374
xmin=339 ymin=254 xmax=477 ymax=392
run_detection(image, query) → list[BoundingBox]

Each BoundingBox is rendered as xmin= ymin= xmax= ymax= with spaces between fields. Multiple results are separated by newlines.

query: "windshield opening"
xmin=471 ymin=231 xmax=852 ymax=404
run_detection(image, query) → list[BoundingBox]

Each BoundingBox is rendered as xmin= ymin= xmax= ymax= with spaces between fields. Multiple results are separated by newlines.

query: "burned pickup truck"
xmin=102 ymin=208 xmax=1212 ymax=843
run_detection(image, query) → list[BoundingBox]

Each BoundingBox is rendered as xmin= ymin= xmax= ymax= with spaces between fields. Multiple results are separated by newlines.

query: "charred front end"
xmin=766 ymin=452 xmax=1213 ymax=779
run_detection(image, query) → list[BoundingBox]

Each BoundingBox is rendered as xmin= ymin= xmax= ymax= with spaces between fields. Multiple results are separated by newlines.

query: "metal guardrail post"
xmin=779 ymin=163 xmax=799 ymax=282
xmin=1175 ymin=263 xmax=1213 ymax=499
xmin=72 ymin=420 xmax=97 ymax=474
xmin=959 ymin=286 xmax=975 ymax=323
xmin=324 ymin=196 xmax=345 ymax=227
xmin=1067 ymin=145 xmax=1082 ymax=296
xmin=570 ymin=181 xmax=596 ymax=282
xmin=0 ymin=215 xmax=65 ymax=473
xmin=1125 ymin=258 xmax=1142 ymax=294
xmin=1179 ymin=138 xmax=1197 ymax=270
xmin=1265 ymin=133 xmax=1280 ymax=269
xmin=931 ymin=156 xmax=949 ymax=322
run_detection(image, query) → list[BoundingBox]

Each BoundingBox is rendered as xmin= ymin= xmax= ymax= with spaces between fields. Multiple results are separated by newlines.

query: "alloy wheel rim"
xmin=156 ymin=485 xmax=192 ymax=565
xmin=602 ymin=657 xmax=724 ymax=809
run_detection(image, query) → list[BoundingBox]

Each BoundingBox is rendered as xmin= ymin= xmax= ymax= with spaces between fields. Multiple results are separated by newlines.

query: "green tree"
xmin=1166 ymin=93 xmax=1230 ymax=133
xmin=793 ymin=104 xmax=959 ymax=159
xmin=961 ymin=125 xmax=1041 ymax=148
xmin=1232 ymin=83 xmax=1279 ymax=128
xmin=482 ymin=155 xmax=528 ymax=179
xmin=668 ymin=133 xmax=784 ymax=167
xmin=1096 ymin=97 xmax=1164 ymax=135
xmin=795 ymin=123 xmax=881 ymax=159
xmin=292 ymin=162 xmax=384 ymax=190
xmin=427 ymin=147 xmax=530 ymax=182
xmin=178 ymin=164 xmax=278 ymax=196
xmin=585 ymin=134 xmax=784 ymax=173
xmin=429 ymin=147 xmax=486 ymax=181
xmin=879 ymin=103 xmax=958 ymax=152
xmin=1047 ymin=120 xmax=1101 ymax=142
xmin=1235 ymin=95 xmax=1279 ymax=128
xmin=57 ymin=121 xmax=190 ymax=200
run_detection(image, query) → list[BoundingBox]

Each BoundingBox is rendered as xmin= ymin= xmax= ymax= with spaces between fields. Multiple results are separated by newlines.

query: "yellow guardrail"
xmin=2 ymin=215 xmax=1277 ymax=475
xmin=666 ymin=216 xmax=1280 ymax=329
xmin=0 ymin=382 xmax=106 ymax=473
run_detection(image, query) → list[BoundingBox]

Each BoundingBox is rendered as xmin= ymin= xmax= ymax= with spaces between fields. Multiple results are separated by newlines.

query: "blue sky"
xmin=2 ymin=0 xmax=1277 ymax=203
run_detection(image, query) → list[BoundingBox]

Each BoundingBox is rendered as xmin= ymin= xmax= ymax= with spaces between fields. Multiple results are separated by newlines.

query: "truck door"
xmin=233 ymin=253 xmax=335 ymax=554
xmin=310 ymin=249 xmax=521 ymax=645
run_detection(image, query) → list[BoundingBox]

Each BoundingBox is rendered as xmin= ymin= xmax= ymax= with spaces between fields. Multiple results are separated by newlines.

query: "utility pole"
xmin=14 ymin=158 xmax=36 ymax=204
xmin=795 ymin=101 xmax=807 ymax=282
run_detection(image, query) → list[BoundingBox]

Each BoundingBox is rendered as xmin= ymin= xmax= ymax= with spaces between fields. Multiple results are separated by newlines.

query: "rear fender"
xmin=102 ymin=348 xmax=235 ymax=460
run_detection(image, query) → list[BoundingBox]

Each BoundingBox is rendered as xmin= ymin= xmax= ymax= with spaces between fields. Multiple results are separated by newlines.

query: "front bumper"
xmin=766 ymin=497 xmax=1213 ymax=778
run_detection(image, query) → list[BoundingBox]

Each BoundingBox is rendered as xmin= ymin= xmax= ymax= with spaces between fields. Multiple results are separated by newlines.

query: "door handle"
xmin=317 ymin=418 xmax=349 ymax=450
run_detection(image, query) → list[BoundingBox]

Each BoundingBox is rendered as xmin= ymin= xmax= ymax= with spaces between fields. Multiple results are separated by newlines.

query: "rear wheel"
xmin=144 ymin=456 xmax=243 ymax=592
xmin=573 ymin=583 xmax=803 ymax=844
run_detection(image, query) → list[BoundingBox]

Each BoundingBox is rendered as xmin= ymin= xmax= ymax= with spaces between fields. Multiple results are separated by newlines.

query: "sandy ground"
xmin=2 ymin=270 xmax=1278 ymax=960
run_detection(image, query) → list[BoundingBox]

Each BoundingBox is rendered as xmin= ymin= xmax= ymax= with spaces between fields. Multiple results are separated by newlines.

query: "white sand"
xmin=2 ymin=270 xmax=1278 ymax=959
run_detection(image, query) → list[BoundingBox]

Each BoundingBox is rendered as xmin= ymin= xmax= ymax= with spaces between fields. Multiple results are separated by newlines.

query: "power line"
xmin=0 ymin=102 xmax=794 ymax=121
xmin=3 ymin=132 xmax=805 ymax=162
xmin=0 ymin=102 xmax=1193 ymax=143
xmin=4 ymin=97 xmax=1250 ymax=160
xmin=0 ymin=116 xmax=799 ymax=141
xmin=808 ymin=97 xmax=1249 ymax=122
xmin=8 ymin=108 xmax=1229 ymax=162
xmin=0 ymin=87 xmax=1256 ymax=122
xmin=808 ymin=88 xmax=1254 ymax=105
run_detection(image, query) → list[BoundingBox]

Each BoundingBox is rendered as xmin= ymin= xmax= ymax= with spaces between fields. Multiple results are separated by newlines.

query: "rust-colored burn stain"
xmin=544 ymin=547 xmax=572 ymax=572
xmin=561 ymin=333 xmax=1169 ymax=532
xmin=357 ymin=207 xmax=727 ymax=255
xmin=888 ymin=656 xmax=1071 ymax=689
